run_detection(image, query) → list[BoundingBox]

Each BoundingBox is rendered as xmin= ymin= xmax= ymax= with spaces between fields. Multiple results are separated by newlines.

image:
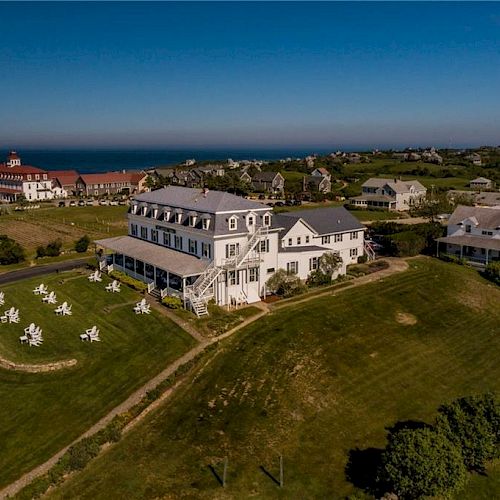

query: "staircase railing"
xmin=364 ymin=241 xmax=376 ymax=261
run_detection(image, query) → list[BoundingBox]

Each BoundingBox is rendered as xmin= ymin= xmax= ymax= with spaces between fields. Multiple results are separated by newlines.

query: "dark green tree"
xmin=381 ymin=427 xmax=467 ymax=499
xmin=74 ymin=235 xmax=91 ymax=253
xmin=0 ymin=235 xmax=25 ymax=264
xmin=436 ymin=394 xmax=500 ymax=471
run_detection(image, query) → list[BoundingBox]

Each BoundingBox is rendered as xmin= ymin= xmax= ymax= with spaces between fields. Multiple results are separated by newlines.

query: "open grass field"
xmin=0 ymin=205 xmax=128 ymax=253
xmin=0 ymin=271 xmax=195 ymax=488
xmin=48 ymin=259 xmax=500 ymax=499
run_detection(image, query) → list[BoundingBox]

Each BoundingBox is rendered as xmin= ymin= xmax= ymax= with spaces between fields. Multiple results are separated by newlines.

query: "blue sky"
xmin=1 ymin=2 xmax=499 ymax=149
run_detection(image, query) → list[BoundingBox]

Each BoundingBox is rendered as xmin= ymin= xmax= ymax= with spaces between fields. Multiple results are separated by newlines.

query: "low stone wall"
xmin=0 ymin=356 xmax=77 ymax=373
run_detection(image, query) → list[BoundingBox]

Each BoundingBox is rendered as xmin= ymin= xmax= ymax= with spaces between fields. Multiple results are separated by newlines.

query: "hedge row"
xmin=108 ymin=270 xmax=148 ymax=292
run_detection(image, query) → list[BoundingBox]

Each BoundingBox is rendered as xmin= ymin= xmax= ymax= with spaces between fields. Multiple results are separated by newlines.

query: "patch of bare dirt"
xmin=395 ymin=312 xmax=417 ymax=326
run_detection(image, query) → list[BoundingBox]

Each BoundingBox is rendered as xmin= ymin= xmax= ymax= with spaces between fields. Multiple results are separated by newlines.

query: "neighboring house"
xmin=251 ymin=172 xmax=285 ymax=195
xmin=466 ymin=153 xmax=482 ymax=166
xmin=474 ymin=191 xmax=500 ymax=207
xmin=470 ymin=177 xmax=494 ymax=190
xmin=303 ymin=175 xmax=332 ymax=194
xmin=436 ymin=205 xmax=500 ymax=265
xmin=95 ymin=186 xmax=366 ymax=316
xmin=76 ymin=172 xmax=147 ymax=197
xmin=48 ymin=170 xmax=80 ymax=198
xmin=0 ymin=151 xmax=54 ymax=202
xmin=311 ymin=167 xmax=331 ymax=181
xmin=238 ymin=171 xmax=252 ymax=184
xmin=350 ymin=178 xmax=427 ymax=211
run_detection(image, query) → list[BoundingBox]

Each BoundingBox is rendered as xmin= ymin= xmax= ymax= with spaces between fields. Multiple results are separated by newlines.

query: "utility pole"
xmin=279 ymin=454 xmax=284 ymax=488
xmin=222 ymin=456 xmax=228 ymax=487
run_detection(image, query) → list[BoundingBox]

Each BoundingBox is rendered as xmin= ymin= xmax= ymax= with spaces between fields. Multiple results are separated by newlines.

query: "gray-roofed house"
xmin=350 ymin=177 xmax=427 ymax=211
xmin=470 ymin=177 xmax=495 ymax=190
xmin=95 ymin=186 xmax=367 ymax=316
xmin=251 ymin=171 xmax=285 ymax=195
xmin=436 ymin=205 xmax=500 ymax=265
xmin=303 ymin=174 xmax=332 ymax=194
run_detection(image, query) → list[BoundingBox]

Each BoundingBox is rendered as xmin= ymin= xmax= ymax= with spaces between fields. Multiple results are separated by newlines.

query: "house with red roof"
xmin=76 ymin=171 xmax=148 ymax=197
xmin=0 ymin=151 xmax=54 ymax=202
xmin=48 ymin=170 xmax=80 ymax=198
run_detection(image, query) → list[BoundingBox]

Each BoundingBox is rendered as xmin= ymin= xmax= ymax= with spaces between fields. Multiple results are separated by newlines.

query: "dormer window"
xmin=141 ymin=204 xmax=148 ymax=216
xmin=229 ymin=216 xmax=237 ymax=231
xmin=247 ymin=214 xmax=255 ymax=227
xmin=163 ymin=207 xmax=171 ymax=221
xmin=131 ymin=203 xmax=139 ymax=215
xmin=175 ymin=209 xmax=183 ymax=224
xmin=201 ymin=214 xmax=211 ymax=230
xmin=27 ymin=175 xmax=32 ymax=181
xmin=151 ymin=205 xmax=158 ymax=219
xmin=465 ymin=225 xmax=471 ymax=233
xmin=188 ymin=212 xmax=198 ymax=227
xmin=263 ymin=213 xmax=271 ymax=227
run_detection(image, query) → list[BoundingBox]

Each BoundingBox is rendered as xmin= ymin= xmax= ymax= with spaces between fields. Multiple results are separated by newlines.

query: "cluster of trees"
xmin=36 ymin=235 xmax=90 ymax=259
xmin=379 ymin=393 xmax=500 ymax=499
xmin=370 ymin=221 xmax=444 ymax=258
xmin=484 ymin=261 xmax=500 ymax=285
xmin=266 ymin=252 xmax=343 ymax=297
xmin=0 ymin=235 xmax=25 ymax=264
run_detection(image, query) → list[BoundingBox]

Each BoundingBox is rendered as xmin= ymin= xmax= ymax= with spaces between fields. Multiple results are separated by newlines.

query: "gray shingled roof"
xmin=448 ymin=205 xmax=500 ymax=230
xmin=134 ymin=186 xmax=267 ymax=213
xmin=362 ymin=178 xmax=426 ymax=193
xmin=279 ymin=245 xmax=326 ymax=253
xmin=277 ymin=207 xmax=364 ymax=235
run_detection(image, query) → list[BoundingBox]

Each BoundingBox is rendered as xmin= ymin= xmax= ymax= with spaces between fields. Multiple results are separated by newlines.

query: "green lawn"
xmin=0 ymin=271 xmax=195 ymax=488
xmin=48 ymin=259 xmax=500 ymax=499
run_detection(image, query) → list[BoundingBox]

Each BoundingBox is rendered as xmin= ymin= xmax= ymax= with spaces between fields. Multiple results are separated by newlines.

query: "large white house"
xmin=350 ymin=178 xmax=427 ymax=211
xmin=436 ymin=205 xmax=500 ymax=265
xmin=0 ymin=152 xmax=54 ymax=202
xmin=96 ymin=186 xmax=366 ymax=315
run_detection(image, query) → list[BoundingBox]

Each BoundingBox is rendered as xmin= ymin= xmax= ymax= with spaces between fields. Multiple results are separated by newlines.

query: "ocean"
xmin=1 ymin=148 xmax=335 ymax=173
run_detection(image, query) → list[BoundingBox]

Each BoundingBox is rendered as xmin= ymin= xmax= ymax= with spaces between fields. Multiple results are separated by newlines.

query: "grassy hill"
xmin=47 ymin=259 xmax=500 ymax=499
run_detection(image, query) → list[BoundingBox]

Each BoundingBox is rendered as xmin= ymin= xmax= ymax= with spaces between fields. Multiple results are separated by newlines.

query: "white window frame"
xmin=229 ymin=216 xmax=237 ymax=231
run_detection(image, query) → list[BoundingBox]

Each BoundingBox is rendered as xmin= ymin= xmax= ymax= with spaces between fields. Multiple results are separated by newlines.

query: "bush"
xmin=484 ymin=261 xmax=500 ymax=285
xmin=381 ymin=427 xmax=467 ymax=499
xmin=162 ymin=296 xmax=182 ymax=309
xmin=436 ymin=394 xmax=500 ymax=471
xmin=357 ymin=254 xmax=368 ymax=264
xmin=0 ymin=234 xmax=25 ymax=264
xmin=267 ymin=269 xmax=306 ymax=297
xmin=109 ymin=270 xmax=148 ymax=292
xmin=74 ymin=235 xmax=91 ymax=253
xmin=37 ymin=239 xmax=63 ymax=258
xmin=67 ymin=437 xmax=101 ymax=471
xmin=45 ymin=239 xmax=63 ymax=257
xmin=307 ymin=269 xmax=332 ymax=287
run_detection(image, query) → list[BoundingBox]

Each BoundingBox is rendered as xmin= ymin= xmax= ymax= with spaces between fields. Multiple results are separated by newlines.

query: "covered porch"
xmin=95 ymin=235 xmax=209 ymax=300
xmin=436 ymin=235 xmax=500 ymax=266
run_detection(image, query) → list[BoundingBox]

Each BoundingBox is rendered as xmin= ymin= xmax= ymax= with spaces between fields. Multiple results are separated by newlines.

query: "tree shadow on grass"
xmin=385 ymin=419 xmax=431 ymax=434
xmin=345 ymin=447 xmax=385 ymax=496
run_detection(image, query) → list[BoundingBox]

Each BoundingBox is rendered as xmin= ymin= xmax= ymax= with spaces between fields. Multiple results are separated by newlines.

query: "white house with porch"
xmin=436 ymin=205 xmax=500 ymax=266
xmin=350 ymin=178 xmax=427 ymax=211
xmin=96 ymin=186 xmax=367 ymax=316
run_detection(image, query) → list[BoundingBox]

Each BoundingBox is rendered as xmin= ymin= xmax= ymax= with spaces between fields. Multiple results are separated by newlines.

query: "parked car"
xmin=292 ymin=199 xmax=302 ymax=206
xmin=99 ymin=199 xmax=109 ymax=206
xmin=266 ymin=202 xmax=274 ymax=207
xmin=78 ymin=200 xmax=85 ymax=206
xmin=58 ymin=201 xmax=66 ymax=207
xmin=285 ymin=200 xmax=294 ymax=206
xmin=69 ymin=201 xmax=76 ymax=207
xmin=109 ymin=200 xmax=119 ymax=206
xmin=275 ymin=201 xmax=285 ymax=207
xmin=118 ymin=200 xmax=127 ymax=205
xmin=85 ymin=199 xmax=94 ymax=206
xmin=258 ymin=194 xmax=265 ymax=200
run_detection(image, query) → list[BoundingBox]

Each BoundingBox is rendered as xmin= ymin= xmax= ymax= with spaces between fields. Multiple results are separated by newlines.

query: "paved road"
xmin=0 ymin=258 xmax=90 ymax=285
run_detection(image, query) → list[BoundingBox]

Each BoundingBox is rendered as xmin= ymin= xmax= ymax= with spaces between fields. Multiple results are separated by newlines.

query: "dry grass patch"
xmin=395 ymin=311 xmax=417 ymax=326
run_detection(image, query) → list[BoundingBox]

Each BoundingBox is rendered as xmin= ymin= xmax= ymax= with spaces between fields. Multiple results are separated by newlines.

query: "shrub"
xmin=36 ymin=245 xmax=46 ymax=258
xmin=381 ymin=427 xmax=467 ymax=499
xmin=74 ymin=234 xmax=91 ymax=253
xmin=307 ymin=269 xmax=332 ymax=287
xmin=162 ymin=296 xmax=182 ymax=309
xmin=357 ymin=254 xmax=368 ymax=264
xmin=45 ymin=239 xmax=63 ymax=257
xmin=267 ymin=269 xmax=306 ymax=297
xmin=484 ymin=261 xmax=500 ymax=285
xmin=0 ymin=234 xmax=25 ymax=264
xmin=109 ymin=270 xmax=148 ymax=292
xmin=67 ymin=437 xmax=101 ymax=471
